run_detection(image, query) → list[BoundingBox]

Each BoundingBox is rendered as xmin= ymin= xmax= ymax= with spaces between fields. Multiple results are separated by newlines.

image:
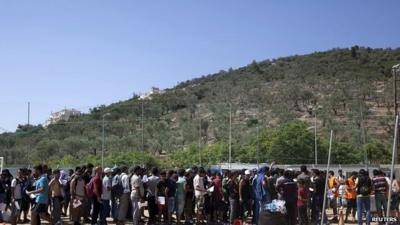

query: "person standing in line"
xmin=20 ymin=168 xmax=32 ymax=223
xmin=297 ymin=179 xmax=308 ymax=225
xmin=111 ymin=167 xmax=122 ymax=222
xmin=175 ymin=169 xmax=187 ymax=225
xmin=372 ymin=169 xmax=388 ymax=218
xmin=156 ymin=171 xmax=168 ymax=223
xmin=140 ymin=168 xmax=148 ymax=223
xmin=312 ymin=169 xmax=327 ymax=225
xmin=165 ymin=170 xmax=177 ymax=224
xmin=83 ymin=164 xmax=94 ymax=224
xmin=11 ymin=169 xmax=24 ymax=224
xmin=184 ymin=170 xmax=194 ymax=224
xmin=356 ymin=169 xmax=372 ymax=225
xmin=211 ymin=172 xmax=224 ymax=223
xmin=327 ymin=171 xmax=339 ymax=223
xmin=49 ymin=169 xmax=63 ymax=225
xmin=62 ymin=169 xmax=74 ymax=217
xmin=130 ymin=166 xmax=144 ymax=225
xmin=90 ymin=167 xmax=103 ymax=225
xmin=100 ymin=168 xmax=112 ymax=225
xmin=203 ymin=170 xmax=213 ymax=223
xmin=228 ymin=172 xmax=240 ymax=224
xmin=28 ymin=164 xmax=52 ymax=225
xmin=337 ymin=169 xmax=346 ymax=207
xmin=117 ymin=166 xmax=130 ymax=225
xmin=239 ymin=170 xmax=252 ymax=222
xmin=277 ymin=170 xmax=298 ymax=225
xmin=389 ymin=174 xmax=400 ymax=217
xmin=194 ymin=167 xmax=207 ymax=224
xmin=345 ymin=172 xmax=357 ymax=223
xmin=146 ymin=167 xmax=160 ymax=225
xmin=70 ymin=169 xmax=87 ymax=225
xmin=297 ymin=166 xmax=311 ymax=224
xmin=252 ymin=167 xmax=270 ymax=225
xmin=0 ymin=171 xmax=8 ymax=223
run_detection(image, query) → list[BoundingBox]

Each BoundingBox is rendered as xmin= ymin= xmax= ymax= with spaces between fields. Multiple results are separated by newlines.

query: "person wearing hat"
xmin=100 ymin=168 xmax=112 ymax=225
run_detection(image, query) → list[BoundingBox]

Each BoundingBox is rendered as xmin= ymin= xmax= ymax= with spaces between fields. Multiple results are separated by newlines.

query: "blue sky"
xmin=1 ymin=0 xmax=399 ymax=132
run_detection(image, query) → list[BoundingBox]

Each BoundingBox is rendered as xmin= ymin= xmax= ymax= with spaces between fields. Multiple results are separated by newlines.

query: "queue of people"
xmin=0 ymin=163 xmax=399 ymax=225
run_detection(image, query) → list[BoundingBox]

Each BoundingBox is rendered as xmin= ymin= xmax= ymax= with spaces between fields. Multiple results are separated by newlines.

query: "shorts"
xmin=32 ymin=203 xmax=48 ymax=213
xmin=375 ymin=192 xmax=387 ymax=212
xmin=195 ymin=195 xmax=205 ymax=212
xmin=168 ymin=197 xmax=175 ymax=214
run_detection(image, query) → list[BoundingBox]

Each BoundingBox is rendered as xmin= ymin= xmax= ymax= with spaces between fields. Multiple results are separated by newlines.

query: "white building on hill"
xmin=45 ymin=108 xmax=81 ymax=126
xmin=139 ymin=87 xmax=165 ymax=100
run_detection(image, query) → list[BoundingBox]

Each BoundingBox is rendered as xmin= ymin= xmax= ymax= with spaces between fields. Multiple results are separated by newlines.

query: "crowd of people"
xmin=0 ymin=163 xmax=398 ymax=225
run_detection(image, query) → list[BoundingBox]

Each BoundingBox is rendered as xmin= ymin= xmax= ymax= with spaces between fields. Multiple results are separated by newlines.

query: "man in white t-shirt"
xmin=193 ymin=167 xmax=207 ymax=223
xmin=130 ymin=166 xmax=144 ymax=225
xmin=100 ymin=168 xmax=112 ymax=225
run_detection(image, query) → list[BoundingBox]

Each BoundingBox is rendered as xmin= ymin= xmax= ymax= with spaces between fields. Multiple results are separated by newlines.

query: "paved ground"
xmin=11 ymin=209 xmax=381 ymax=225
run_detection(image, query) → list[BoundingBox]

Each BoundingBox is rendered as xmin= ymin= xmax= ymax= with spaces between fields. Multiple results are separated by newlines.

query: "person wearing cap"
xmin=100 ymin=168 xmax=112 ymax=225
xmin=239 ymin=170 xmax=252 ymax=222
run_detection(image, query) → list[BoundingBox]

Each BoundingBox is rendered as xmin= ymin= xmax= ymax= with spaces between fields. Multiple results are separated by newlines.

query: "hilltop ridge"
xmin=1 ymin=46 xmax=400 ymax=166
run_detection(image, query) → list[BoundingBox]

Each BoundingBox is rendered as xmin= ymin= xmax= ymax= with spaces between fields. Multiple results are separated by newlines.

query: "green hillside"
xmin=1 ymin=46 xmax=400 ymax=167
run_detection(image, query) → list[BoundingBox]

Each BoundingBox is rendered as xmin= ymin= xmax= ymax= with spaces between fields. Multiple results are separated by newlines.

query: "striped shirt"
xmin=372 ymin=176 xmax=387 ymax=193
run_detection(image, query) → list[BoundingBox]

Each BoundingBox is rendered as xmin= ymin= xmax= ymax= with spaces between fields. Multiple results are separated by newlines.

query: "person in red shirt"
xmin=92 ymin=167 xmax=103 ymax=225
xmin=297 ymin=179 xmax=308 ymax=225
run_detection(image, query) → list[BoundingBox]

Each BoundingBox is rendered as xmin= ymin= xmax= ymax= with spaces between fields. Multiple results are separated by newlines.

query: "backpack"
xmin=359 ymin=185 xmax=370 ymax=196
xmin=85 ymin=177 xmax=95 ymax=198
xmin=359 ymin=176 xmax=371 ymax=196
xmin=112 ymin=175 xmax=124 ymax=198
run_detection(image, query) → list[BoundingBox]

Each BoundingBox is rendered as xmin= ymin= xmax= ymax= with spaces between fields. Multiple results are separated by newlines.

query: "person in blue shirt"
xmin=252 ymin=166 xmax=272 ymax=225
xmin=27 ymin=164 xmax=52 ymax=225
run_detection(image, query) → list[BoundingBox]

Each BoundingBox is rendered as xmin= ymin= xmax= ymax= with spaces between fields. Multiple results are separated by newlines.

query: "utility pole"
xmin=102 ymin=113 xmax=111 ymax=168
xmin=27 ymin=102 xmax=31 ymax=164
xmin=393 ymin=64 xmax=400 ymax=163
xmin=321 ymin=130 xmax=333 ymax=225
xmin=314 ymin=110 xmax=318 ymax=165
xmin=141 ymin=101 xmax=144 ymax=151
xmin=386 ymin=115 xmax=399 ymax=225
xmin=28 ymin=102 xmax=30 ymax=126
xmin=394 ymin=66 xmax=398 ymax=118
xmin=198 ymin=118 xmax=202 ymax=166
xmin=359 ymin=100 xmax=368 ymax=171
xmin=229 ymin=104 xmax=232 ymax=169
xmin=256 ymin=122 xmax=260 ymax=168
